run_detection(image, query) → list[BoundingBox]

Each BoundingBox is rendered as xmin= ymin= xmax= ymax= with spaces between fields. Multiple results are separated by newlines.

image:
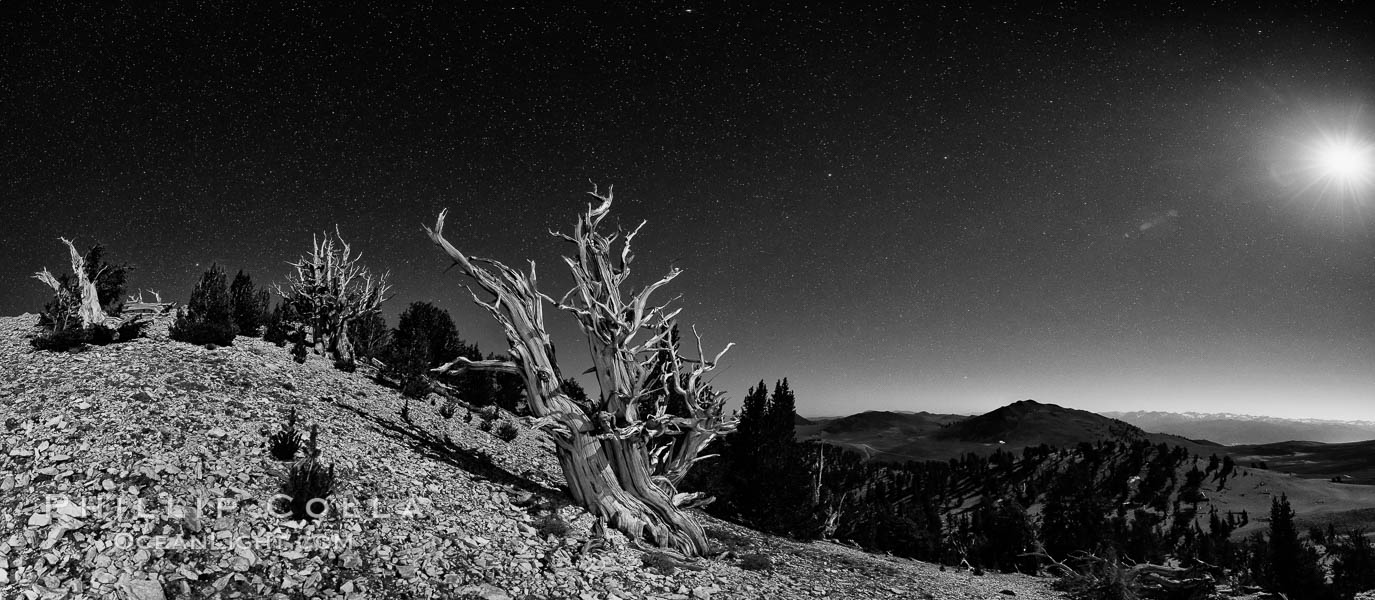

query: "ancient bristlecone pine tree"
xmin=275 ymin=229 xmax=391 ymax=368
xmin=425 ymin=185 xmax=736 ymax=556
xmin=33 ymin=237 xmax=116 ymax=331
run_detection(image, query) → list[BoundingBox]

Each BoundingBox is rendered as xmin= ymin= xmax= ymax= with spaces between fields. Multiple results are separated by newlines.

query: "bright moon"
xmin=1314 ymin=138 xmax=1372 ymax=183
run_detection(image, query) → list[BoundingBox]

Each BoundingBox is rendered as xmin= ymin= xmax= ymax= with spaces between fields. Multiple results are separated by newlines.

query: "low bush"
xmin=738 ymin=553 xmax=773 ymax=571
xmin=268 ymin=409 xmax=303 ymax=461
xmin=495 ymin=420 xmax=520 ymax=442
xmin=30 ymin=319 xmax=149 ymax=352
xmin=279 ymin=460 xmax=336 ymax=521
xmin=641 ymin=552 xmax=678 ymax=575
xmin=534 ymin=513 xmax=571 ymax=539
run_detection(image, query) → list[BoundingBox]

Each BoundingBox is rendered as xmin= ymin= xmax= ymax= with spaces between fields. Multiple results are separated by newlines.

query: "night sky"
xmin=3 ymin=3 xmax=1374 ymax=420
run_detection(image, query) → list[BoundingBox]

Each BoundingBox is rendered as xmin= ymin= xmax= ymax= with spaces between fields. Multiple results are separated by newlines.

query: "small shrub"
xmin=303 ymin=424 xmax=321 ymax=460
xmin=31 ymin=319 xmax=148 ymax=352
xmin=31 ymin=327 xmax=94 ymax=352
xmin=534 ymin=514 xmax=570 ymax=539
xmin=291 ymin=339 xmax=308 ymax=364
xmin=477 ymin=417 xmax=494 ymax=433
xmin=495 ymin=420 xmax=520 ymax=442
xmin=334 ymin=359 xmax=356 ymax=373
xmin=641 ymin=552 xmax=677 ymax=576
xmin=439 ymin=401 xmax=457 ymax=419
xmin=278 ymin=460 xmax=336 ymax=521
xmin=738 ymin=553 xmax=773 ymax=571
xmin=269 ymin=409 xmax=303 ymax=461
xmin=476 ymin=405 xmax=499 ymax=421
xmin=400 ymin=376 xmax=431 ymax=399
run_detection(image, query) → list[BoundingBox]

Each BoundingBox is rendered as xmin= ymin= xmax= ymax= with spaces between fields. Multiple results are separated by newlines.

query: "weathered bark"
xmin=424 ymin=185 xmax=735 ymax=556
xmin=275 ymin=228 xmax=391 ymax=366
xmin=33 ymin=237 xmax=114 ymax=331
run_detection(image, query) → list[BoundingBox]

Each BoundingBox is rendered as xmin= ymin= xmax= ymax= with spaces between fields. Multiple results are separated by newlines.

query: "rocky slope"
xmin=0 ymin=314 xmax=1069 ymax=600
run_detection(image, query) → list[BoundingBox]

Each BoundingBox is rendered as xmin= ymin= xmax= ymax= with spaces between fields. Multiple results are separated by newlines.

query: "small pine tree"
xmin=170 ymin=264 xmax=237 ymax=346
xmin=387 ymin=302 xmax=465 ymax=379
xmin=263 ymin=300 xmax=304 ymax=347
xmin=229 ymin=270 xmax=271 ymax=336
xmin=1267 ymin=494 xmax=1327 ymax=599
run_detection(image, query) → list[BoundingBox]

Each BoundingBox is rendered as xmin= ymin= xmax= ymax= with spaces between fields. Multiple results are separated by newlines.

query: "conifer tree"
xmin=1332 ymin=529 xmax=1375 ymax=600
xmin=263 ymin=300 xmax=300 ymax=346
xmin=170 ymin=264 xmax=237 ymax=346
xmin=387 ymin=301 xmax=475 ymax=397
xmin=229 ymin=270 xmax=271 ymax=336
xmin=1267 ymin=493 xmax=1327 ymax=599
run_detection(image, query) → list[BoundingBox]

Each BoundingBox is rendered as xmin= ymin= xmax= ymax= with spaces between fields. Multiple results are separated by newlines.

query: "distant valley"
xmin=1104 ymin=410 xmax=1375 ymax=445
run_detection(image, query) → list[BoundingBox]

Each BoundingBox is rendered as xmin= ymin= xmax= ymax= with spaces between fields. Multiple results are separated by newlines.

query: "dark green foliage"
xmin=40 ymin=243 xmax=132 ymax=326
xmin=279 ymin=460 xmax=337 ymax=521
xmin=291 ymin=338 xmax=308 ymax=363
xmin=438 ymin=401 xmax=457 ymax=419
xmin=30 ymin=319 xmax=148 ymax=352
xmin=968 ymin=497 xmax=1037 ymax=574
xmin=303 ymin=424 xmax=321 ymax=460
xmin=263 ymin=301 xmax=299 ymax=346
xmin=1040 ymin=455 xmax=1105 ymax=560
xmin=30 ymin=327 xmax=98 ymax=352
xmin=738 ymin=553 xmax=773 ymax=571
xmin=269 ymin=409 xmax=303 ymax=461
xmin=346 ymin=311 xmax=390 ymax=362
xmin=229 ymin=270 xmax=271 ymax=337
xmin=560 ymin=377 xmax=590 ymax=406
xmin=477 ymin=417 xmax=494 ymax=433
xmin=82 ymin=244 xmax=132 ymax=315
xmin=710 ymin=379 xmax=820 ymax=539
xmin=170 ymin=264 xmax=237 ymax=346
xmin=387 ymin=302 xmax=465 ymax=380
xmin=1267 ymin=493 xmax=1327 ymax=599
xmin=486 ymin=354 xmax=526 ymax=413
xmin=495 ymin=420 xmax=520 ymax=442
xmin=1332 ymin=529 xmax=1375 ymax=600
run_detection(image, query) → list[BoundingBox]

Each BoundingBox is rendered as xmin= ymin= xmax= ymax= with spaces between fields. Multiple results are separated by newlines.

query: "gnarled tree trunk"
xmin=425 ymin=184 xmax=735 ymax=556
xmin=275 ymin=228 xmax=391 ymax=367
xmin=33 ymin=237 xmax=114 ymax=331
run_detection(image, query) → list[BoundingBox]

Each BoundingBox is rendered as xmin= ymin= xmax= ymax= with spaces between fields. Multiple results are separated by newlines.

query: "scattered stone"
xmin=120 ymin=579 xmax=167 ymax=600
xmin=27 ymin=513 xmax=50 ymax=527
xmin=207 ymin=427 xmax=228 ymax=438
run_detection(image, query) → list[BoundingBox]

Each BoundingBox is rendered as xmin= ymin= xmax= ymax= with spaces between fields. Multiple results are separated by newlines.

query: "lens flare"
xmin=1311 ymin=136 xmax=1373 ymax=188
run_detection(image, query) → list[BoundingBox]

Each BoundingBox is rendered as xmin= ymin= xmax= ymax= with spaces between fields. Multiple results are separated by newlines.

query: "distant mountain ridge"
xmin=1105 ymin=410 xmax=1375 ymax=445
xmin=798 ymin=399 xmax=1217 ymax=462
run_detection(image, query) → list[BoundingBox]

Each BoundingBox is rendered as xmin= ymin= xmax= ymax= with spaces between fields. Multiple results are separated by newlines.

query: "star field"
xmin=2 ymin=2 xmax=1373 ymax=419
